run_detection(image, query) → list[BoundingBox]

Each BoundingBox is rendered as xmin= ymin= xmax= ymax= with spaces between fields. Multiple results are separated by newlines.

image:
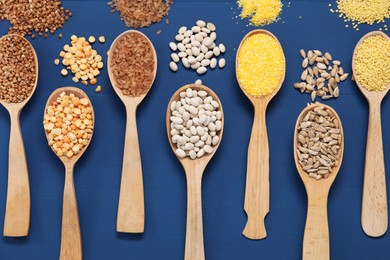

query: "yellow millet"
xmin=237 ymin=33 xmax=285 ymax=97
xmin=354 ymin=34 xmax=390 ymax=91
xmin=336 ymin=0 xmax=390 ymax=26
xmin=238 ymin=0 xmax=282 ymax=26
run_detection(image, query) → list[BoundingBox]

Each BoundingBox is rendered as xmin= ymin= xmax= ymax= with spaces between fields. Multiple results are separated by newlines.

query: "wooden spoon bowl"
xmin=107 ymin=30 xmax=157 ymax=233
xmin=0 ymin=34 xmax=38 ymax=237
xmin=166 ymin=84 xmax=224 ymax=260
xmin=44 ymin=87 xmax=95 ymax=260
xmin=294 ymin=103 xmax=344 ymax=260
xmin=352 ymin=31 xmax=390 ymax=237
xmin=236 ymin=29 xmax=286 ymax=240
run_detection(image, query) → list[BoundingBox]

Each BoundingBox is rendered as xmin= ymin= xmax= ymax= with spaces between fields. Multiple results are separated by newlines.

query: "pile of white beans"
xmin=169 ymin=87 xmax=223 ymax=159
xmin=169 ymin=20 xmax=226 ymax=75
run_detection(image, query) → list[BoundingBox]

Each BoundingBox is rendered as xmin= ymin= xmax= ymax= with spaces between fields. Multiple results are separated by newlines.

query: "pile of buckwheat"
xmin=0 ymin=35 xmax=36 ymax=103
xmin=0 ymin=0 xmax=72 ymax=39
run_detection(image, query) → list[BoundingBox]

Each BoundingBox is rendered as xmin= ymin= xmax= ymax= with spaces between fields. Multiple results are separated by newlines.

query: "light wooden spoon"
xmin=44 ymin=87 xmax=95 ymax=260
xmin=294 ymin=103 xmax=344 ymax=260
xmin=352 ymin=31 xmax=390 ymax=237
xmin=0 ymin=34 xmax=38 ymax=237
xmin=166 ymin=84 xmax=224 ymax=260
xmin=236 ymin=29 xmax=286 ymax=240
xmin=107 ymin=30 xmax=157 ymax=233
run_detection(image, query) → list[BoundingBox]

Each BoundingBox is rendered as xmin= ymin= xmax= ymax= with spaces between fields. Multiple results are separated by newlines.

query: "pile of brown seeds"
xmin=296 ymin=105 xmax=342 ymax=181
xmin=110 ymin=32 xmax=155 ymax=97
xmin=108 ymin=0 xmax=173 ymax=28
xmin=0 ymin=0 xmax=72 ymax=38
xmin=294 ymin=49 xmax=349 ymax=101
xmin=0 ymin=35 xmax=36 ymax=103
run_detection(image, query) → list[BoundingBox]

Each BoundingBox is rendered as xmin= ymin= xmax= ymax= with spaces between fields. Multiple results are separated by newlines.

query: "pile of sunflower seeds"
xmin=294 ymin=49 xmax=349 ymax=101
xmin=296 ymin=105 xmax=342 ymax=180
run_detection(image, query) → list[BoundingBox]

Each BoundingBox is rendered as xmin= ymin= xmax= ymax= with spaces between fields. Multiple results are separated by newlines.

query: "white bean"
xmin=201 ymin=44 xmax=208 ymax=54
xmin=207 ymin=22 xmax=216 ymax=31
xmin=196 ymin=53 xmax=205 ymax=62
xmin=205 ymin=51 xmax=213 ymax=59
xmin=197 ymin=66 xmax=207 ymax=75
xmin=178 ymin=51 xmax=187 ymax=58
xmin=219 ymin=43 xmax=226 ymax=53
xmin=191 ymin=62 xmax=201 ymax=70
xmin=195 ymin=79 xmax=202 ymax=85
xmin=197 ymin=149 xmax=205 ymax=158
xmin=218 ymin=58 xmax=226 ymax=69
xmin=184 ymin=30 xmax=193 ymax=37
xmin=171 ymin=53 xmax=179 ymax=63
xmin=196 ymin=20 xmax=206 ymax=27
xmin=210 ymin=32 xmax=217 ymax=40
xmin=203 ymin=145 xmax=213 ymax=154
xmin=175 ymin=34 xmax=184 ymax=41
xmin=211 ymin=136 xmax=219 ymax=145
xmin=192 ymin=47 xmax=200 ymax=56
xmin=201 ymin=59 xmax=210 ymax=67
xmin=190 ymin=135 xmax=200 ymax=143
xmin=189 ymin=150 xmax=197 ymax=159
xmin=182 ymin=37 xmax=190 ymax=44
xmin=182 ymin=58 xmax=190 ymax=68
xmin=213 ymin=47 xmax=220 ymax=57
xmin=203 ymin=37 xmax=214 ymax=47
xmin=169 ymin=61 xmax=178 ymax=72
xmin=210 ymin=58 xmax=217 ymax=69
xmin=196 ymin=126 xmax=205 ymax=136
xmin=178 ymin=26 xmax=187 ymax=34
xmin=195 ymin=34 xmax=203 ymax=42
xmin=169 ymin=42 xmax=177 ymax=51
xmin=176 ymin=148 xmax=186 ymax=158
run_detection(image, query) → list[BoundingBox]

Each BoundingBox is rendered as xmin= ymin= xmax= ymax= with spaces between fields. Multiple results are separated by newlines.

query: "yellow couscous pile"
xmin=238 ymin=0 xmax=282 ymax=26
xmin=237 ymin=33 xmax=285 ymax=97
xmin=354 ymin=34 xmax=390 ymax=92
xmin=335 ymin=0 xmax=390 ymax=28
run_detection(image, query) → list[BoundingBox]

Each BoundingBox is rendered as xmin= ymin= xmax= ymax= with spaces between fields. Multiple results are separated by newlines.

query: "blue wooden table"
xmin=0 ymin=0 xmax=389 ymax=259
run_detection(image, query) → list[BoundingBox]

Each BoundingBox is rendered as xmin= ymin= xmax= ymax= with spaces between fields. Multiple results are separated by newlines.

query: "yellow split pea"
xmin=237 ymin=33 xmax=285 ymax=97
xmin=354 ymin=34 xmax=390 ymax=92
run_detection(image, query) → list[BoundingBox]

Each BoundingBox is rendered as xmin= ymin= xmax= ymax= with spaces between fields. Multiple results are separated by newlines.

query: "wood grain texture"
xmin=184 ymin=160 xmax=206 ymax=260
xmin=236 ymin=29 xmax=286 ymax=240
xmin=60 ymin=166 xmax=82 ymax=260
xmin=242 ymin=100 xmax=269 ymax=239
xmin=3 ymin=107 xmax=30 ymax=237
xmin=0 ymin=34 xmax=38 ymax=237
xmin=116 ymin=101 xmax=145 ymax=233
xmin=166 ymin=84 xmax=224 ymax=260
xmin=44 ymin=87 xmax=95 ymax=260
xmin=294 ymin=103 xmax=344 ymax=260
xmin=352 ymin=31 xmax=390 ymax=237
xmin=107 ymin=30 xmax=157 ymax=234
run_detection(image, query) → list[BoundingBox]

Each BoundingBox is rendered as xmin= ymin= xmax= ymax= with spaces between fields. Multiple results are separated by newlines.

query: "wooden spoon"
xmin=107 ymin=30 xmax=157 ymax=233
xmin=166 ymin=84 xmax=224 ymax=260
xmin=44 ymin=87 xmax=95 ymax=260
xmin=0 ymin=34 xmax=38 ymax=237
xmin=294 ymin=103 xmax=344 ymax=260
xmin=352 ymin=31 xmax=390 ymax=237
xmin=236 ymin=29 xmax=286 ymax=240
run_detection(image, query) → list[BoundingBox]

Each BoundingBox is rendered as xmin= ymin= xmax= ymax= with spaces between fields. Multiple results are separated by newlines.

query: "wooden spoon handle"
xmin=117 ymin=104 xmax=145 ymax=233
xmin=3 ymin=110 xmax=30 ymax=237
xmin=185 ymin=169 xmax=205 ymax=260
xmin=60 ymin=166 xmax=82 ymax=260
xmin=243 ymin=106 xmax=269 ymax=240
xmin=303 ymin=189 xmax=329 ymax=260
xmin=362 ymin=102 xmax=388 ymax=237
